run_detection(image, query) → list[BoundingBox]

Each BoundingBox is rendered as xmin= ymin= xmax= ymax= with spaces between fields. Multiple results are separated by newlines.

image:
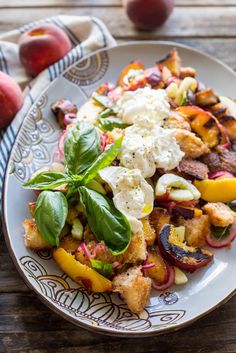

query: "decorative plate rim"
xmin=2 ymin=40 xmax=236 ymax=337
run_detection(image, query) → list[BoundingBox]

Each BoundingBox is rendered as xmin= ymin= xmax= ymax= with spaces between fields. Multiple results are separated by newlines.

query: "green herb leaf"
xmin=92 ymin=92 xmax=112 ymax=108
xmin=90 ymin=259 xmax=113 ymax=277
xmin=100 ymin=108 xmax=114 ymax=119
xmin=23 ymin=172 xmax=71 ymax=190
xmin=210 ymin=224 xmax=231 ymax=240
xmin=99 ymin=117 xmax=130 ymax=132
xmin=35 ymin=191 xmax=68 ymax=246
xmin=78 ymin=186 xmax=131 ymax=255
xmin=79 ymin=137 xmax=122 ymax=186
xmin=64 ymin=121 xmax=101 ymax=175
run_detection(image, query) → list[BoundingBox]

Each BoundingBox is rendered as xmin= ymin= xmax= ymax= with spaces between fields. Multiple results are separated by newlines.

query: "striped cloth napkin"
xmin=0 ymin=15 xmax=116 ymax=235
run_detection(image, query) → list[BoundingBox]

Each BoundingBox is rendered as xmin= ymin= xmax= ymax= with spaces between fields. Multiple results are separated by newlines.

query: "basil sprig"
xmin=90 ymin=259 xmax=113 ymax=277
xmin=23 ymin=121 xmax=131 ymax=255
xmin=78 ymin=187 xmax=131 ymax=256
xmin=64 ymin=120 xmax=101 ymax=175
xmin=23 ymin=172 xmax=72 ymax=190
xmin=35 ymin=191 xmax=68 ymax=246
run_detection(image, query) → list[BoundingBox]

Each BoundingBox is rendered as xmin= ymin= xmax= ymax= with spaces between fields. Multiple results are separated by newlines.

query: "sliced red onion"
xmin=80 ymin=243 xmax=90 ymax=259
xmin=151 ymin=265 xmax=175 ymax=291
xmin=187 ymin=89 xmax=196 ymax=105
xmin=64 ymin=113 xmax=77 ymax=126
xmin=142 ymin=263 xmax=156 ymax=270
xmin=100 ymin=133 xmax=108 ymax=152
xmin=208 ymin=171 xmax=234 ymax=179
xmin=206 ymin=221 xmax=236 ymax=249
xmin=58 ymin=130 xmax=67 ymax=158
xmin=168 ymin=98 xmax=178 ymax=108
xmin=52 ymin=150 xmax=63 ymax=163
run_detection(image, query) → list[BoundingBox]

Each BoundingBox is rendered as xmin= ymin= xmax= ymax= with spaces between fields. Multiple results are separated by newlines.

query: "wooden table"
xmin=1 ymin=1 xmax=236 ymax=352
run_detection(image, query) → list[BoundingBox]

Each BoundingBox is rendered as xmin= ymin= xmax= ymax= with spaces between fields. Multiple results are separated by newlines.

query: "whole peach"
xmin=0 ymin=71 xmax=23 ymax=129
xmin=19 ymin=24 xmax=72 ymax=77
xmin=123 ymin=0 xmax=175 ymax=30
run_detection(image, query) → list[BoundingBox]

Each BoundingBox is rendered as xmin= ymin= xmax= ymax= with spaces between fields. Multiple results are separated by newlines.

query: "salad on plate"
xmin=22 ymin=48 xmax=236 ymax=314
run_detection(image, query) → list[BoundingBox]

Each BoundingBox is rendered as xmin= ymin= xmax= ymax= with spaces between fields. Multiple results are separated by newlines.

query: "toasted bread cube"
xmin=113 ymin=266 xmax=151 ymax=314
xmin=203 ymin=202 xmax=236 ymax=227
xmin=60 ymin=235 xmax=81 ymax=254
xmin=178 ymin=215 xmax=210 ymax=247
xmin=123 ymin=232 xmax=146 ymax=264
xmin=141 ymin=216 xmax=156 ymax=246
xmin=175 ymin=129 xmax=209 ymax=159
xmin=23 ymin=219 xmax=52 ymax=250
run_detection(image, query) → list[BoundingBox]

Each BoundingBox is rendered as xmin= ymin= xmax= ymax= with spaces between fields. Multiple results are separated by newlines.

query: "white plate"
xmin=2 ymin=42 xmax=236 ymax=336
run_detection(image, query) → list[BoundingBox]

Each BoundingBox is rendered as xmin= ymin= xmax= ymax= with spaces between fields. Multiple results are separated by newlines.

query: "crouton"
xmin=23 ymin=219 xmax=52 ymax=250
xmin=60 ymin=235 xmax=81 ymax=254
xmin=203 ymin=202 xmax=236 ymax=227
xmin=113 ymin=266 xmax=151 ymax=314
xmin=141 ymin=216 xmax=156 ymax=246
xmin=123 ymin=232 xmax=147 ymax=264
xmin=175 ymin=129 xmax=209 ymax=159
xmin=178 ymin=215 xmax=210 ymax=247
xmin=150 ymin=207 xmax=171 ymax=236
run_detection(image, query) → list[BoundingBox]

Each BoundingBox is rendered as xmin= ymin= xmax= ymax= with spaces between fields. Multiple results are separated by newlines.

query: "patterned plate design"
xmin=2 ymin=42 xmax=236 ymax=336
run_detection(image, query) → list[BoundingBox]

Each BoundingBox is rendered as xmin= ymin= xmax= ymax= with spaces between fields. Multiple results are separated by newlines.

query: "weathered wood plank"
xmin=0 ymin=7 xmax=235 ymax=38
xmin=0 ymin=239 xmax=28 ymax=293
xmin=1 ymin=0 xmax=236 ymax=7
xmin=0 ymin=292 xmax=235 ymax=352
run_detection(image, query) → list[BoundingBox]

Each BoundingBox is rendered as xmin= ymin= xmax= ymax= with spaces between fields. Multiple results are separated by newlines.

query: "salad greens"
xmin=64 ymin=120 xmax=101 ymax=175
xmin=23 ymin=121 xmax=131 ymax=255
xmin=78 ymin=186 xmax=131 ymax=256
xmin=90 ymin=259 xmax=113 ymax=277
xmin=35 ymin=191 xmax=68 ymax=246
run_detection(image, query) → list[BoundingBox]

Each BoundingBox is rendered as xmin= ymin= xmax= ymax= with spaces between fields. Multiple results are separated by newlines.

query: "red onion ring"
xmin=142 ymin=263 xmax=156 ymax=270
xmin=208 ymin=171 xmax=234 ymax=179
xmin=100 ymin=133 xmax=108 ymax=152
xmin=206 ymin=221 xmax=236 ymax=249
xmin=64 ymin=113 xmax=77 ymax=126
xmin=80 ymin=243 xmax=90 ymax=259
xmin=151 ymin=265 xmax=175 ymax=291
xmin=58 ymin=130 xmax=67 ymax=159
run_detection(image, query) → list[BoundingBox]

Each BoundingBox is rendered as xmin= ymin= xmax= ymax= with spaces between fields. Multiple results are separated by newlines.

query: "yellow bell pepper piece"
xmin=194 ymin=178 xmax=236 ymax=202
xmin=53 ymin=248 xmax=112 ymax=292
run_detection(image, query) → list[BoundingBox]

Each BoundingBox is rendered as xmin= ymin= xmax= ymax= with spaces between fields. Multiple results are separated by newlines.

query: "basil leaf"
xmin=64 ymin=121 xmax=101 ymax=175
xmin=211 ymin=225 xmax=231 ymax=240
xmin=23 ymin=172 xmax=71 ymax=190
xmin=92 ymin=92 xmax=112 ymax=108
xmin=35 ymin=191 xmax=68 ymax=246
xmin=78 ymin=186 xmax=131 ymax=255
xmin=100 ymin=108 xmax=114 ymax=119
xmin=92 ymin=92 xmax=119 ymax=114
xmin=79 ymin=137 xmax=122 ymax=186
xmin=99 ymin=117 xmax=130 ymax=132
xmin=90 ymin=259 xmax=113 ymax=277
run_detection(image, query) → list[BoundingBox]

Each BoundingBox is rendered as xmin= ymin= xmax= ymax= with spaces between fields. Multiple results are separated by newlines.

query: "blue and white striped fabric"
xmin=0 ymin=15 xmax=116 ymax=206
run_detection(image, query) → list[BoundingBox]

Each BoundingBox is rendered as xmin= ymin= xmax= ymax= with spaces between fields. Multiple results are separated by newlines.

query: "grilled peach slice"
xmin=176 ymin=105 xmax=229 ymax=148
xmin=157 ymin=224 xmax=213 ymax=273
xmin=195 ymin=88 xmax=219 ymax=107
